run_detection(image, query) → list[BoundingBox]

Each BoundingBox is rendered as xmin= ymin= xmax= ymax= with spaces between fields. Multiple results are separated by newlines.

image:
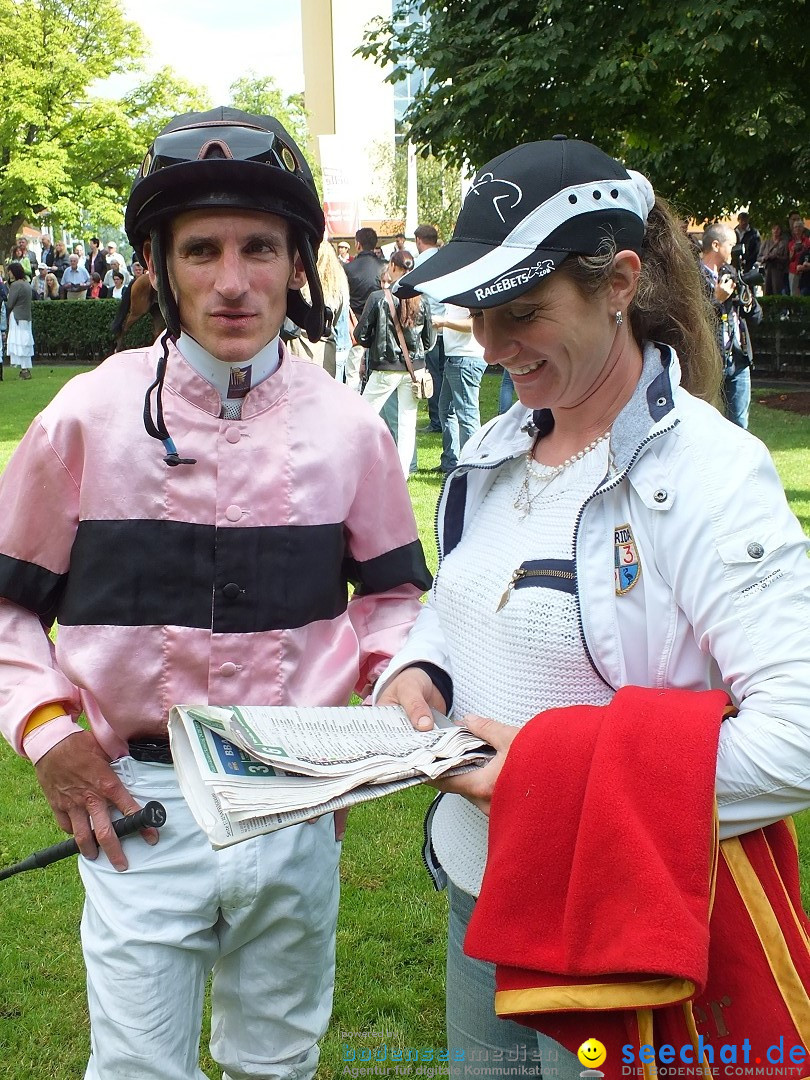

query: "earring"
xmin=615 ymin=310 xmax=623 ymax=327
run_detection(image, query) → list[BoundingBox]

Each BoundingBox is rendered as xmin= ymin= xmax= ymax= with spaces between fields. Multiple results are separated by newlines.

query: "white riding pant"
xmin=79 ymin=756 xmax=341 ymax=1080
xmin=362 ymin=371 xmax=418 ymax=479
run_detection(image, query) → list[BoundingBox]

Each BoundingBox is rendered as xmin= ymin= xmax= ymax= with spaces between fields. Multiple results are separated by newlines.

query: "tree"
xmin=358 ymin=0 xmax=809 ymax=223
xmin=0 ymin=0 xmax=208 ymax=256
xmin=372 ymin=139 xmax=463 ymax=243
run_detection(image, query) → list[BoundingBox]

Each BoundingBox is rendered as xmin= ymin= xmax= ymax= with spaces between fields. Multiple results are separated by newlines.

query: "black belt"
xmin=128 ymin=737 xmax=173 ymax=765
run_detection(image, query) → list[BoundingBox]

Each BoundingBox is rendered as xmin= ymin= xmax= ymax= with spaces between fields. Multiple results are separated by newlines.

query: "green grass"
xmin=0 ymin=364 xmax=808 ymax=1078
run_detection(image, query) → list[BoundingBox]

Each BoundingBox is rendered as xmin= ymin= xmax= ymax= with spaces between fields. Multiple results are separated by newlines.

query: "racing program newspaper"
xmin=167 ymin=704 xmax=494 ymax=848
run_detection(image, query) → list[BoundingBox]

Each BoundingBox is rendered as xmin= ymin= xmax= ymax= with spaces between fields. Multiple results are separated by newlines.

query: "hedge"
xmin=31 ymin=298 xmax=156 ymax=362
xmin=750 ymin=296 xmax=810 ymax=378
xmin=25 ymin=290 xmax=810 ymax=377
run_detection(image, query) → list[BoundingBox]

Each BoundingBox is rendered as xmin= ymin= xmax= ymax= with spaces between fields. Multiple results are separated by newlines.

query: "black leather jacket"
xmin=354 ymin=289 xmax=435 ymax=373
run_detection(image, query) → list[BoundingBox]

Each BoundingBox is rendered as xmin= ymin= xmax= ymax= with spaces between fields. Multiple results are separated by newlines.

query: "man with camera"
xmin=700 ymin=223 xmax=762 ymax=429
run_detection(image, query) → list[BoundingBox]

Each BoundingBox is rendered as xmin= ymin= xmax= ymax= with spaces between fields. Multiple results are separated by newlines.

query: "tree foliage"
xmin=358 ymin=0 xmax=809 ymax=223
xmin=0 ymin=0 xmax=207 ymax=254
xmin=372 ymin=140 xmax=462 ymax=243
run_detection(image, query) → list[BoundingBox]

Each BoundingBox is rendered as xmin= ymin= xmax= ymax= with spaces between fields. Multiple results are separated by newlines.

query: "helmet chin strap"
xmin=142 ymin=226 xmax=196 ymax=467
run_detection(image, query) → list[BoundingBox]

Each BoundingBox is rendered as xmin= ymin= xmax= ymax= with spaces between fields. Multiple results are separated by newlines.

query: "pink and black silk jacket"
xmin=0 ymin=339 xmax=431 ymax=762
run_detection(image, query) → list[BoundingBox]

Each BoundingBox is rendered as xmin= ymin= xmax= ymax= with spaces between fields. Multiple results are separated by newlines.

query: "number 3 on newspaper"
xmin=614 ymin=523 xmax=641 ymax=595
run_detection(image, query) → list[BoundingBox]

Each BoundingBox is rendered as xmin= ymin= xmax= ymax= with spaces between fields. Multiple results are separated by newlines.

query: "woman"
xmin=354 ymin=250 xmax=435 ymax=477
xmin=286 ymin=239 xmax=351 ymax=381
xmin=318 ymin=239 xmax=351 ymax=384
xmin=759 ymin=223 xmax=789 ymax=295
xmin=5 ymin=262 xmax=35 ymax=378
xmin=50 ymin=241 xmax=70 ymax=283
xmin=44 ymin=272 xmax=60 ymax=300
xmin=88 ymin=271 xmax=103 ymax=299
xmin=376 ymin=139 xmax=810 ymax=1076
xmin=110 ymin=270 xmax=126 ymax=299
xmin=9 ymin=242 xmax=31 ymax=281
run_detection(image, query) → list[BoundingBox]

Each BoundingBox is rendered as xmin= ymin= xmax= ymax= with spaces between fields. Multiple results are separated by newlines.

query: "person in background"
xmin=735 ymin=212 xmax=761 ymax=274
xmin=413 ymin=224 xmax=447 ymax=434
xmin=433 ymin=302 xmax=488 ymax=473
xmin=319 ymin=239 xmax=351 ymax=383
xmin=376 ymin=136 xmax=810 ymax=1080
xmin=498 ymin=367 xmax=516 ymax=414
xmin=50 ymin=241 xmax=70 ymax=283
xmin=59 ymin=253 xmax=91 ymax=299
xmin=88 ymin=272 xmax=103 ymax=299
xmin=5 ymin=261 xmax=34 ymax=378
xmin=759 ymin=224 xmax=790 ymax=296
xmin=109 ymin=270 xmax=126 ymax=299
xmin=86 ymin=237 xmax=106 ymax=278
xmin=344 ymin=226 xmax=386 ymax=391
xmin=44 ymin=272 xmax=60 ymax=300
xmin=355 ymin=249 xmax=435 ymax=478
xmin=336 ymin=240 xmax=351 ymax=263
xmin=19 ymin=237 xmax=37 ymax=277
xmin=10 ymin=241 xmax=32 ymax=280
xmin=39 ymin=234 xmax=55 ymax=268
xmin=0 ymin=267 xmax=7 ymax=376
xmin=700 ymin=223 xmax=762 ymax=429
xmin=788 ymin=218 xmax=810 ymax=297
xmin=32 ymin=262 xmax=51 ymax=300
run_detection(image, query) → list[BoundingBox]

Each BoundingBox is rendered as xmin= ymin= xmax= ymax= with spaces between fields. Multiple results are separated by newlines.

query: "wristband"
xmin=23 ymin=703 xmax=70 ymax=739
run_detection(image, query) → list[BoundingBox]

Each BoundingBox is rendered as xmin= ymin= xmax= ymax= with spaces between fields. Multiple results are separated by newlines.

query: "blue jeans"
xmin=439 ymin=355 xmax=487 ymax=471
xmin=498 ymin=368 xmax=515 ymax=414
xmin=425 ymin=335 xmax=448 ymax=430
xmin=446 ymin=883 xmax=581 ymax=1080
xmin=723 ymin=360 xmax=751 ymax=429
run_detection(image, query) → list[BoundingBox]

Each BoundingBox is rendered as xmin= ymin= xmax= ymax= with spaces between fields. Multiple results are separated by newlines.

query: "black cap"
xmin=394 ymin=138 xmax=654 ymax=308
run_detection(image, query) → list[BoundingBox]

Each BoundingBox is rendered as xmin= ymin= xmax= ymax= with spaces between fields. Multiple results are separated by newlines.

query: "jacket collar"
xmin=149 ymin=336 xmax=294 ymax=420
xmin=464 ymin=341 xmax=680 ymax=471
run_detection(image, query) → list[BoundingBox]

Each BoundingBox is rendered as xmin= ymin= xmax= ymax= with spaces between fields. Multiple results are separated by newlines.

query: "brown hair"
xmin=561 ymin=196 xmax=721 ymax=407
xmin=389 ymin=250 xmax=421 ymax=328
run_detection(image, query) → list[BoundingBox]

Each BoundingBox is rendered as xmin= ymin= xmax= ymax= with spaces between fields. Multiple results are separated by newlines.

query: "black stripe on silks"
xmin=343 ymin=539 xmax=432 ymax=597
xmin=0 ymin=553 xmax=67 ymax=626
xmin=443 ymin=472 xmax=469 ymax=558
xmin=58 ymin=519 xmax=354 ymax=633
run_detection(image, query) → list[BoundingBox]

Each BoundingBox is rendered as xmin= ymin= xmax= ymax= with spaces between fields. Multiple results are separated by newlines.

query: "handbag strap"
xmin=384 ymin=289 xmax=417 ymax=381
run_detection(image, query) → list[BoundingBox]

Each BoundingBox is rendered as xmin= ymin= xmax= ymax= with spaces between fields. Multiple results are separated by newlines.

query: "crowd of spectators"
xmin=1 ymin=233 xmax=143 ymax=379
xmin=736 ymin=211 xmax=810 ymax=296
xmin=2 ymin=234 xmax=141 ymax=301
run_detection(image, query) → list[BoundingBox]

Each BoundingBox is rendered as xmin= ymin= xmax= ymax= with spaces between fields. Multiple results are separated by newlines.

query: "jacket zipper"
xmin=571 ymin=420 xmax=680 ymax=687
xmin=432 ymin=456 xmax=515 ymax=598
xmin=496 ymin=567 xmax=575 ymax=611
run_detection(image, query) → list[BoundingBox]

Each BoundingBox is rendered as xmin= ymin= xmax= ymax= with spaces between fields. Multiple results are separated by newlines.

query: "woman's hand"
xmin=434 ymin=714 xmax=519 ymax=816
xmin=376 ymin=667 xmax=448 ymax=731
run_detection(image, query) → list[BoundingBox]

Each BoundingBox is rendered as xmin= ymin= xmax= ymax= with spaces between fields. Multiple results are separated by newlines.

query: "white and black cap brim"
xmin=394 ymin=137 xmax=654 ymax=309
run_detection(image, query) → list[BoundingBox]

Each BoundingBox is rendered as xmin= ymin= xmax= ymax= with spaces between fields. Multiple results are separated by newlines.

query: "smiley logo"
xmin=577 ymin=1039 xmax=607 ymax=1069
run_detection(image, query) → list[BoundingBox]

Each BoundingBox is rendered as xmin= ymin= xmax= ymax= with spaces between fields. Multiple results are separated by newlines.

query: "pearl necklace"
xmin=514 ymin=430 xmax=612 ymax=518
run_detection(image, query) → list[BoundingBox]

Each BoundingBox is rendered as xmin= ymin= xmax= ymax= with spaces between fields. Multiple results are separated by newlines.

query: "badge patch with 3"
xmin=614 ymin=523 xmax=641 ymax=595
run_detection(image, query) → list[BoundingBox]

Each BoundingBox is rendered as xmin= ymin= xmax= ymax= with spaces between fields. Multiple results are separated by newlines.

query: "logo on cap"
xmin=468 ymin=172 xmax=523 ymax=223
xmin=474 ymin=259 xmax=554 ymax=302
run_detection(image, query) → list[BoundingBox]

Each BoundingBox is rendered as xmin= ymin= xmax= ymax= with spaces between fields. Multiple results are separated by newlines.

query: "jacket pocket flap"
xmin=716 ymin=526 xmax=785 ymax=566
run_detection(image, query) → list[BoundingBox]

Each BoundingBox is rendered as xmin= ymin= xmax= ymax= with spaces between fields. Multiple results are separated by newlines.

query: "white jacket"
xmin=377 ymin=343 xmax=810 ymax=838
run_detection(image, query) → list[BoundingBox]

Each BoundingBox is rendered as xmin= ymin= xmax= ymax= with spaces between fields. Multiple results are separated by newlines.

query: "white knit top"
xmin=431 ymin=440 xmax=615 ymax=896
